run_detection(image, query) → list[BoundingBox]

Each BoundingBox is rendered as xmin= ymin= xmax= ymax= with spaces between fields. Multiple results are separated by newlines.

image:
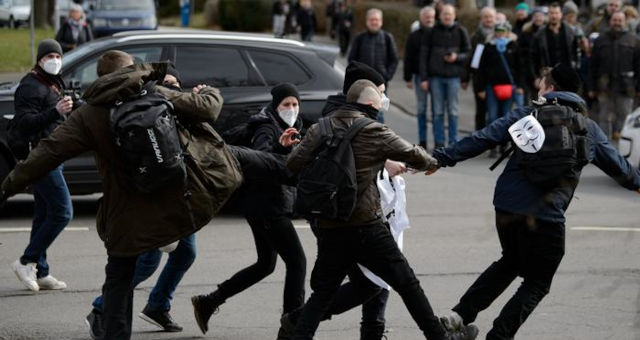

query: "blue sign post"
xmin=180 ymin=0 xmax=190 ymax=27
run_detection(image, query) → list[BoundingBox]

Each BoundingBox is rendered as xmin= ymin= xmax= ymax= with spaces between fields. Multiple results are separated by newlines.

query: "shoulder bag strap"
xmin=497 ymin=50 xmax=515 ymax=85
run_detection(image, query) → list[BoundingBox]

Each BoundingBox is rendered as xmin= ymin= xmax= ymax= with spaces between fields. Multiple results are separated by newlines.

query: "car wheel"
xmin=8 ymin=17 xmax=15 ymax=29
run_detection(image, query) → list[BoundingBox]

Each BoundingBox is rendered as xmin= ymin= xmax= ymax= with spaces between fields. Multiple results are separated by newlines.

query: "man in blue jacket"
xmin=428 ymin=63 xmax=640 ymax=340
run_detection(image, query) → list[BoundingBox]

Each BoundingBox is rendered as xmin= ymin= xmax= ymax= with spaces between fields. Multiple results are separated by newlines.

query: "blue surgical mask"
xmin=495 ymin=36 xmax=509 ymax=53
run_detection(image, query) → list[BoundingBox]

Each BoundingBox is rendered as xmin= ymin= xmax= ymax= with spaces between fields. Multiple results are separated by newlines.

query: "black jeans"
xmin=473 ymin=90 xmax=487 ymax=131
xmin=102 ymin=255 xmax=138 ymax=340
xmin=453 ymin=210 xmax=565 ymax=340
xmin=292 ymin=220 xmax=445 ymax=340
xmin=217 ymin=215 xmax=306 ymax=313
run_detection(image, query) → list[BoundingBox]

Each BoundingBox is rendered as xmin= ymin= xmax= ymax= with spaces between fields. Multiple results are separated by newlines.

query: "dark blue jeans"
xmin=20 ymin=165 xmax=73 ymax=278
xmin=414 ymin=75 xmax=429 ymax=144
xmin=293 ymin=221 xmax=445 ymax=340
xmin=93 ymin=234 xmax=197 ymax=312
xmin=429 ymin=76 xmax=460 ymax=146
xmin=486 ymin=85 xmax=514 ymax=124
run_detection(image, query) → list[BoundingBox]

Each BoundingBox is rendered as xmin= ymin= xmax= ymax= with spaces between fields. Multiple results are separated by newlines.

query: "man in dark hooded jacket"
xmin=430 ymin=64 xmax=640 ymax=340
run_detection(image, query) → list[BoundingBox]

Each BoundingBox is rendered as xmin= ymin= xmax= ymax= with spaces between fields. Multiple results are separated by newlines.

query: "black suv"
xmin=0 ymin=30 xmax=343 ymax=194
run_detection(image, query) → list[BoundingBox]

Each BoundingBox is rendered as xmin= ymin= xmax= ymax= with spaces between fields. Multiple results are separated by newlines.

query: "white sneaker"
xmin=37 ymin=275 xmax=67 ymax=290
xmin=11 ymin=260 xmax=39 ymax=292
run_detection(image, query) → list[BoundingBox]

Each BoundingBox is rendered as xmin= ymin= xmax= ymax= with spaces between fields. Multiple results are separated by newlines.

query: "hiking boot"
xmin=445 ymin=324 xmax=479 ymax=340
xmin=191 ymin=290 xmax=225 ymax=334
xmin=138 ymin=305 xmax=183 ymax=332
xmin=440 ymin=312 xmax=464 ymax=331
xmin=11 ymin=260 xmax=39 ymax=291
xmin=85 ymin=308 xmax=104 ymax=340
xmin=37 ymin=275 xmax=67 ymax=290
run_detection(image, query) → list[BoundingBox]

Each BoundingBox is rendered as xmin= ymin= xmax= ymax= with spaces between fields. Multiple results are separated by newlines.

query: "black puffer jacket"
xmin=245 ymin=105 xmax=304 ymax=217
xmin=348 ymin=30 xmax=399 ymax=82
xmin=12 ymin=66 xmax=65 ymax=148
xmin=419 ymin=22 xmax=471 ymax=80
xmin=589 ymin=30 xmax=640 ymax=96
xmin=517 ymin=21 xmax=543 ymax=88
xmin=403 ymin=26 xmax=427 ymax=82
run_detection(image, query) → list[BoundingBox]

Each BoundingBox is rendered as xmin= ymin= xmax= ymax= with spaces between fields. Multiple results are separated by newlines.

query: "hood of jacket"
xmin=82 ymin=62 xmax=168 ymax=106
xmin=321 ymin=93 xmax=347 ymax=117
xmin=539 ymin=91 xmax=588 ymax=115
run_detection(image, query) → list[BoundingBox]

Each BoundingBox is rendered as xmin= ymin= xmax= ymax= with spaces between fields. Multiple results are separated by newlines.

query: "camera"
xmin=63 ymin=80 xmax=85 ymax=110
xmin=292 ymin=133 xmax=302 ymax=141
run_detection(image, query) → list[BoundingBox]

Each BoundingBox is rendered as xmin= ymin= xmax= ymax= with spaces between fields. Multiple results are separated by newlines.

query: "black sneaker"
xmin=191 ymin=291 xmax=224 ymax=334
xmin=445 ymin=324 xmax=480 ymax=340
xmin=85 ymin=308 xmax=104 ymax=340
xmin=138 ymin=305 xmax=183 ymax=332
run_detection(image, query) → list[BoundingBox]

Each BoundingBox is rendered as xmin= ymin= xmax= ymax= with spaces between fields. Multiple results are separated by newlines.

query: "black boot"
xmin=360 ymin=323 xmax=385 ymax=340
xmin=277 ymin=307 xmax=303 ymax=340
xmin=191 ymin=290 xmax=226 ymax=334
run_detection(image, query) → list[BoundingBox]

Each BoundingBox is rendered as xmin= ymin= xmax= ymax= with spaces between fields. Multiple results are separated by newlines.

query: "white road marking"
xmin=0 ymin=227 xmax=90 ymax=233
xmin=571 ymin=226 xmax=640 ymax=232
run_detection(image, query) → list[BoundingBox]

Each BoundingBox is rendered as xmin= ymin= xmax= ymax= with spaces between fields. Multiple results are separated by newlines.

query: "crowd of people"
xmin=313 ymin=0 xmax=640 ymax=151
xmin=2 ymin=2 xmax=640 ymax=340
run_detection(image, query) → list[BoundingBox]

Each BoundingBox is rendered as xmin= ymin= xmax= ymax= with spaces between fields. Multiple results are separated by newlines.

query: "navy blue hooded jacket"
xmin=433 ymin=91 xmax=640 ymax=223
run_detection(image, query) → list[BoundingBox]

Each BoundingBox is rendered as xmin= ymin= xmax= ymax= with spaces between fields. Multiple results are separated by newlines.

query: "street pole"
xmin=53 ymin=0 xmax=60 ymax=33
xmin=30 ymin=0 xmax=35 ymax=65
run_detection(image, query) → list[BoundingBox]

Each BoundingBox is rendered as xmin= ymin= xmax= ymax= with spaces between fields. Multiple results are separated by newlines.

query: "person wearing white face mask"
xmin=8 ymin=39 xmax=73 ymax=292
xmin=191 ymin=82 xmax=308 ymax=335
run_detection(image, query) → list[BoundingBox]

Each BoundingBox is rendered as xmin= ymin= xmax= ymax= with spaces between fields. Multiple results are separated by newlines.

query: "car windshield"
xmin=13 ymin=0 xmax=31 ymax=6
xmin=97 ymin=0 xmax=153 ymax=10
xmin=62 ymin=39 xmax=112 ymax=66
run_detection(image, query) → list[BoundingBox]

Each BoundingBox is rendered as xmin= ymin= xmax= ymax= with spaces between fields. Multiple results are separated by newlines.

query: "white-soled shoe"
xmin=37 ymin=275 xmax=67 ymax=290
xmin=11 ymin=260 xmax=39 ymax=292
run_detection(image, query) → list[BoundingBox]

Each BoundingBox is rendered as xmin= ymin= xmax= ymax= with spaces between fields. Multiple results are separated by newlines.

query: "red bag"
xmin=492 ymin=84 xmax=513 ymax=101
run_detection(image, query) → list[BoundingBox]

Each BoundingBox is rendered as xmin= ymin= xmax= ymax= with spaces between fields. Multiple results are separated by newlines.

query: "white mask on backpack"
xmin=42 ymin=58 xmax=62 ymax=75
xmin=508 ymin=115 xmax=545 ymax=153
xmin=278 ymin=108 xmax=299 ymax=127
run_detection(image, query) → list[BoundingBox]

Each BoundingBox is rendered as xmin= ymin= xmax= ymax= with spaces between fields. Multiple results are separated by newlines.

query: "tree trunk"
xmin=33 ymin=0 xmax=49 ymax=28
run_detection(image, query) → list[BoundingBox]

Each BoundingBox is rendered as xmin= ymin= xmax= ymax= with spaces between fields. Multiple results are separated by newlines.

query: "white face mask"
xmin=278 ymin=107 xmax=299 ymax=127
xmin=508 ymin=115 xmax=545 ymax=153
xmin=42 ymin=58 xmax=62 ymax=75
xmin=380 ymin=93 xmax=390 ymax=112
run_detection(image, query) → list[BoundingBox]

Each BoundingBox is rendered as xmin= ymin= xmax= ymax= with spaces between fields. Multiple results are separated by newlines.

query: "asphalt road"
xmin=1 ymin=91 xmax=640 ymax=340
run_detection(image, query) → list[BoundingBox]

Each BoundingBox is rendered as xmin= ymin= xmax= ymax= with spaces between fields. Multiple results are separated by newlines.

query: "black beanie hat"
xmin=166 ymin=63 xmax=182 ymax=86
xmin=270 ymin=82 xmax=300 ymax=108
xmin=37 ymin=39 xmax=63 ymax=61
xmin=343 ymin=61 xmax=385 ymax=94
xmin=550 ymin=63 xmax=581 ymax=93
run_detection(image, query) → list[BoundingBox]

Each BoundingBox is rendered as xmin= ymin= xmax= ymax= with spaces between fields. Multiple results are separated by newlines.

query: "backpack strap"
xmin=342 ymin=118 xmax=374 ymax=142
xmin=318 ymin=117 xmax=334 ymax=145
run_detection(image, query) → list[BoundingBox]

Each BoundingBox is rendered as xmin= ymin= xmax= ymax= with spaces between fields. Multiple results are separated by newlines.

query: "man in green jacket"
xmin=1 ymin=55 xmax=225 ymax=340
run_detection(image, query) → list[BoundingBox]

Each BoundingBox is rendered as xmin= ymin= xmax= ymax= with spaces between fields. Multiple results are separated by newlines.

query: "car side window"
xmin=66 ymin=46 xmax=163 ymax=90
xmin=175 ymin=46 xmax=249 ymax=88
xmin=248 ymin=50 xmax=310 ymax=86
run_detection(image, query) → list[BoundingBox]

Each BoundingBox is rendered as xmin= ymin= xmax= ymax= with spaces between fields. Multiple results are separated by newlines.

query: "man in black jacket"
xmin=419 ymin=4 xmax=471 ymax=148
xmin=588 ymin=11 xmax=640 ymax=139
xmin=467 ymin=7 xmax=496 ymax=131
xmin=517 ymin=7 xmax=546 ymax=103
xmin=9 ymin=39 xmax=73 ymax=293
xmin=348 ymin=8 xmax=399 ymax=123
xmin=405 ymin=6 xmax=435 ymax=149
xmin=530 ymin=3 xmax=579 ymax=80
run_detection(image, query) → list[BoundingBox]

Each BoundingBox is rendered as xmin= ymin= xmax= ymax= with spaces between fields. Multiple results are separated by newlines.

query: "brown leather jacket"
xmin=2 ymin=63 xmax=224 ymax=256
xmin=287 ymin=108 xmax=436 ymax=228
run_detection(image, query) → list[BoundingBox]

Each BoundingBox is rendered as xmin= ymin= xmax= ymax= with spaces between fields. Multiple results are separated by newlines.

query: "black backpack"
xmin=110 ymin=81 xmax=186 ymax=193
xmin=295 ymin=117 xmax=373 ymax=221
xmin=514 ymin=104 xmax=590 ymax=190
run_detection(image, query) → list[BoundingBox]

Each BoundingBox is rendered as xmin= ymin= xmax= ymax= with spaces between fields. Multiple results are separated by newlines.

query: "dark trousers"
xmin=473 ymin=90 xmax=487 ymax=131
xmin=217 ymin=215 xmax=306 ymax=314
xmin=292 ymin=221 xmax=445 ymax=340
xmin=102 ymin=255 xmax=138 ymax=340
xmin=453 ymin=210 xmax=565 ymax=340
